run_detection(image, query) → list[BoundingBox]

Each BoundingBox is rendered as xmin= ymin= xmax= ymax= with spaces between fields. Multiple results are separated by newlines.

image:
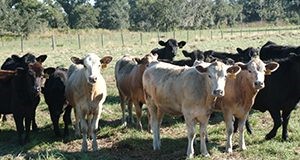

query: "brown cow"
xmin=65 ymin=53 xmax=112 ymax=152
xmin=115 ymin=53 xmax=158 ymax=130
xmin=142 ymin=60 xmax=241 ymax=158
xmin=214 ymin=56 xmax=279 ymax=153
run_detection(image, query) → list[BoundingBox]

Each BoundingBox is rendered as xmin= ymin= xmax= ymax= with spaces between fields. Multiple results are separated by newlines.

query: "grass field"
xmin=0 ymin=27 xmax=300 ymax=160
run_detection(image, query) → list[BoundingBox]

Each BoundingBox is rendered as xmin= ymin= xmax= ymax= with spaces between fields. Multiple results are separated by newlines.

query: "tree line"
xmin=0 ymin=0 xmax=299 ymax=36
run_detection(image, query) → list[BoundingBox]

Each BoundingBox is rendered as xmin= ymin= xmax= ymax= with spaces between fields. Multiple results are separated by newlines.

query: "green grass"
xmin=0 ymin=27 xmax=300 ymax=160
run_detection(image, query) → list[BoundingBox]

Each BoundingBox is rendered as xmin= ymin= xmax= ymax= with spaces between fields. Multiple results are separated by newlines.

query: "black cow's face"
xmin=236 ymin=47 xmax=259 ymax=62
xmin=157 ymin=39 xmax=186 ymax=60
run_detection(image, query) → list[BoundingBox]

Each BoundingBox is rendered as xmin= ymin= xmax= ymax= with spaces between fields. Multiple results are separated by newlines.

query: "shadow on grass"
xmin=104 ymin=95 xmax=120 ymax=105
xmin=0 ymin=123 xmax=78 ymax=157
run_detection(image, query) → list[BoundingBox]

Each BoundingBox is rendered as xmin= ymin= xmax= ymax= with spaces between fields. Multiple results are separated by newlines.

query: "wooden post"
xmin=157 ymin=30 xmax=160 ymax=41
xmin=20 ymin=35 xmax=24 ymax=52
xmin=173 ymin=30 xmax=176 ymax=39
xmin=187 ymin=30 xmax=189 ymax=41
xmin=77 ymin=34 xmax=81 ymax=49
xmin=140 ymin=32 xmax=143 ymax=45
xmin=221 ymin=30 xmax=223 ymax=39
xmin=101 ymin=34 xmax=104 ymax=47
xmin=199 ymin=30 xmax=202 ymax=38
xmin=121 ymin=30 xmax=124 ymax=47
xmin=51 ymin=35 xmax=55 ymax=50
xmin=210 ymin=30 xmax=213 ymax=39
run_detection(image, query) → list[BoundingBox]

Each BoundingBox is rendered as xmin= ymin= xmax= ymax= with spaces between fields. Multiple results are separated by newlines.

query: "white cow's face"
xmin=195 ymin=61 xmax=241 ymax=97
xmin=83 ymin=53 xmax=101 ymax=84
xmin=238 ymin=57 xmax=279 ymax=90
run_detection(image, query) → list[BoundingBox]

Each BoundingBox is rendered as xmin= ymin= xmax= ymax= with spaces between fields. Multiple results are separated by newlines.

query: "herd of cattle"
xmin=0 ymin=39 xmax=299 ymax=158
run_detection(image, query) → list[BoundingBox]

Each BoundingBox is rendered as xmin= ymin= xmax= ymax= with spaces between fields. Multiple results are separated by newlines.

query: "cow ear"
xmin=36 ymin=55 xmax=47 ymax=63
xmin=235 ymin=62 xmax=247 ymax=70
xmin=195 ymin=65 xmax=207 ymax=73
xmin=133 ymin=58 xmax=142 ymax=64
xmin=100 ymin=56 xmax=113 ymax=69
xmin=71 ymin=57 xmax=83 ymax=65
xmin=182 ymin=50 xmax=190 ymax=58
xmin=178 ymin=41 xmax=186 ymax=48
xmin=158 ymin=40 xmax=166 ymax=46
xmin=44 ymin=67 xmax=56 ymax=76
xmin=11 ymin=55 xmax=21 ymax=62
xmin=227 ymin=65 xmax=241 ymax=79
xmin=236 ymin=48 xmax=243 ymax=53
xmin=265 ymin=62 xmax=279 ymax=75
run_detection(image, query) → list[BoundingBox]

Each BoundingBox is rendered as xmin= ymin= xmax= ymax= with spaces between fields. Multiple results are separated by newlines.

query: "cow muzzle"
xmin=254 ymin=81 xmax=264 ymax=89
xmin=88 ymin=76 xmax=97 ymax=84
xmin=213 ymin=89 xmax=224 ymax=97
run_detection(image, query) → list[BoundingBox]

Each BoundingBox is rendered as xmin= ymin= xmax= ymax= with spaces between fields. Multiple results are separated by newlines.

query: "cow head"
xmin=182 ymin=50 xmax=204 ymax=61
xmin=134 ymin=53 xmax=158 ymax=67
xmin=195 ymin=61 xmax=241 ymax=97
xmin=11 ymin=54 xmax=47 ymax=96
xmin=236 ymin=56 xmax=279 ymax=89
xmin=236 ymin=47 xmax=259 ymax=62
xmin=155 ymin=39 xmax=186 ymax=60
xmin=71 ymin=53 xmax=112 ymax=84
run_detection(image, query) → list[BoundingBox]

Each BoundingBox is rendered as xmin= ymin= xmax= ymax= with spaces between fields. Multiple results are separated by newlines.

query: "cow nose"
xmin=254 ymin=81 xmax=264 ymax=89
xmin=89 ymin=76 xmax=97 ymax=83
xmin=213 ymin=89 xmax=224 ymax=97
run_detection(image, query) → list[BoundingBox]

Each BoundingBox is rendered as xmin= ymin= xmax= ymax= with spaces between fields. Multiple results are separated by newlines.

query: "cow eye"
xmin=208 ymin=75 xmax=212 ymax=79
xmin=248 ymin=70 xmax=252 ymax=73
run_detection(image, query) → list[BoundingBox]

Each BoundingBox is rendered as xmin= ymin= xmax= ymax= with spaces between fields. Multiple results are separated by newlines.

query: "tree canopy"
xmin=0 ymin=0 xmax=299 ymax=35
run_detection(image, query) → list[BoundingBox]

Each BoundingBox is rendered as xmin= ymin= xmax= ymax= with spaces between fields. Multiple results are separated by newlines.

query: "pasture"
xmin=0 ymin=27 xmax=300 ymax=160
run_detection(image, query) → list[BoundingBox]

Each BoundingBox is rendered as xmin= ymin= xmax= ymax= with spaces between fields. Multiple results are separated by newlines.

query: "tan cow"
xmin=142 ymin=61 xmax=241 ymax=158
xmin=214 ymin=56 xmax=279 ymax=153
xmin=65 ymin=53 xmax=112 ymax=152
xmin=115 ymin=53 xmax=158 ymax=130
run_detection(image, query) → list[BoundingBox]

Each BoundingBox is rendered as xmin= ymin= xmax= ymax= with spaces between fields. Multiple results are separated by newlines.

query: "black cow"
xmin=167 ymin=49 xmax=204 ymax=66
xmin=260 ymin=41 xmax=300 ymax=60
xmin=151 ymin=39 xmax=186 ymax=61
xmin=0 ymin=55 xmax=45 ymax=144
xmin=42 ymin=67 xmax=72 ymax=138
xmin=1 ymin=53 xmax=47 ymax=131
xmin=234 ymin=54 xmax=300 ymax=141
xmin=203 ymin=47 xmax=259 ymax=63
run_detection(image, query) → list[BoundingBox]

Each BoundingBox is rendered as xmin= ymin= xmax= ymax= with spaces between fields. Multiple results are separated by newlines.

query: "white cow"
xmin=142 ymin=61 xmax=241 ymax=158
xmin=65 ymin=53 xmax=112 ymax=152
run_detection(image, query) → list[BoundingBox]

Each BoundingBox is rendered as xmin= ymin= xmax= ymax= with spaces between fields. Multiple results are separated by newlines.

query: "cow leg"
xmin=146 ymin=109 xmax=151 ymax=133
xmin=63 ymin=105 xmax=72 ymax=137
xmin=148 ymin=105 xmax=160 ymax=150
xmin=265 ymin=110 xmax=281 ymax=140
xmin=80 ymin=117 xmax=88 ymax=152
xmin=31 ymin=96 xmax=40 ymax=131
xmin=184 ymin=117 xmax=196 ymax=158
xmin=282 ymin=109 xmax=292 ymax=141
xmin=224 ymin=111 xmax=234 ymax=153
xmin=50 ymin=108 xmax=61 ymax=137
xmin=91 ymin=109 xmax=101 ymax=151
xmin=200 ymin=117 xmax=210 ymax=157
xmin=238 ymin=116 xmax=247 ymax=151
xmin=25 ymin=115 xmax=31 ymax=143
xmin=74 ymin=108 xmax=81 ymax=137
xmin=14 ymin=115 xmax=24 ymax=145
xmin=133 ymin=101 xmax=143 ymax=130
xmin=120 ymin=97 xmax=127 ymax=127
xmin=128 ymin=100 xmax=134 ymax=124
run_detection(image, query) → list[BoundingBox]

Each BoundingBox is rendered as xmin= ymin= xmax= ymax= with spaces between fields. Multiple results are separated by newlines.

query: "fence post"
xmin=20 ymin=35 xmax=24 ymax=52
xmin=173 ymin=30 xmax=176 ymax=39
xmin=121 ymin=30 xmax=124 ymax=47
xmin=140 ymin=32 xmax=143 ymax=45
xmin=101 ymin=34 xmax=104 ymax=47
xmin=199 ymin=30 xmax=202 ymax=38
xmin=157 ymin=30 xmax=160 ymax=41
xmin=1 ymin=36 xmax=3 ymax=47
xmin=187 ymin=30 xmax=189 ymax=41
xmin=77 ymin=34 xmax=81 ymax=49
xmin=51 ymin=35 xmax=55 ymax=50
xmin=221 ymin=30 xmax=223 ymax=39
xmin=210 ymin=30 xmax=213 ymax=40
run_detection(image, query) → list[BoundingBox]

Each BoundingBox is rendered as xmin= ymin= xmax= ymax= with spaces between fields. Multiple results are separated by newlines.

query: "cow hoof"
xmin=226 ymin=148 xmax=233 ymax=153
xmin=265 ymin=133 xmax=275 ymax=140
xmin=202 ymin=153 xmax=210 ymax=157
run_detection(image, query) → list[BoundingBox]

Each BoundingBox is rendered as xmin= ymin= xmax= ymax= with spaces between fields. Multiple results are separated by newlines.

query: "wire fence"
xmin=0 ymin=25 xmax=299 ymax=53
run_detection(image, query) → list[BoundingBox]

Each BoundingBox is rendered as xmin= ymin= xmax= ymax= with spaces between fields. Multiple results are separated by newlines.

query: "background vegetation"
xmin=0 ymin=0 xmax=300 ymax=37
xmin=0 ymin=27 xmax=299 ymax=159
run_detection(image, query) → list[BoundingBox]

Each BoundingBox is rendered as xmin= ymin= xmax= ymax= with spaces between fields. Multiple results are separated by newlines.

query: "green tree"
xmin=95 ymin=0 xmax=130 ymax=30
xmin=40 ymin=0 xmax=67 ymax=28
xmin=69 ymin=3 xmax=98 ymax=29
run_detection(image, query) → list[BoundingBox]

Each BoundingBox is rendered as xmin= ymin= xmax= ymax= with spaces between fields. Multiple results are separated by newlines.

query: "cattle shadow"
xmin=0 ymin=123 xmax=79 ymax=157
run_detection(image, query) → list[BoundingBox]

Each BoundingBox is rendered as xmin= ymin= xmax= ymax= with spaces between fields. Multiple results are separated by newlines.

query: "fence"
xmin=0 ymin=26 xmax=300 ymax=53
